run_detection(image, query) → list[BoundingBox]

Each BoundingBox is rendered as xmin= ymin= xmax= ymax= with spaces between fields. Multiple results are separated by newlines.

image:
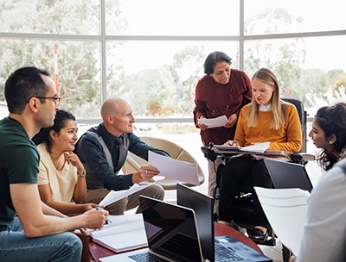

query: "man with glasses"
xmin=35 ymin=95 xmax=61 ymax=107
xmin=0 ymin=66 xmax=108 ymax=261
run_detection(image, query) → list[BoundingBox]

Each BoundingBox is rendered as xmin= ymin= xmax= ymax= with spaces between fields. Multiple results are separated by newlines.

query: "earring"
xmin=329 ymin=141 xmax=333 ymax=144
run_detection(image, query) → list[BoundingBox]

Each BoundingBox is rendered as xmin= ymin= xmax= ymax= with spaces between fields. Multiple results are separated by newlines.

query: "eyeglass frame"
xmin=35 ymin=95 xmax=61 ymax=107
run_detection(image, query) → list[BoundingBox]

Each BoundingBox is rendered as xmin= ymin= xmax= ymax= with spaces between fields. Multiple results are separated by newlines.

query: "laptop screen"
xmin=177 ymin=183 xmax=215 ymax=262
xmin=264 ymin=158 xmax=313 ymax=192
xmin=139 ymin=195 xmax=203 ymax=262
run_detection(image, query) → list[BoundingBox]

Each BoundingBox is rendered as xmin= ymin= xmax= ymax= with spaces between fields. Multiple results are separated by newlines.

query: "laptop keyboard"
xmin=129 ymin=252 xmax=170 ymax=262
xmin=215 ymin=243 xmax=246 ymax=261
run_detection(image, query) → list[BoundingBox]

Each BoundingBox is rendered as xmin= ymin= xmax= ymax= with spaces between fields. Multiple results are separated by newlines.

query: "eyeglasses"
xmin=36 ymin=96 xmax=61 ymax=107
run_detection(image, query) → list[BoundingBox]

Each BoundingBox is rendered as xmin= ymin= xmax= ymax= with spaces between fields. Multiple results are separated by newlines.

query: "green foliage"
xmin=1 ymin=2 xmax=344 ymax=119
xmin=0 ymin=0 xmax=121 ymax=118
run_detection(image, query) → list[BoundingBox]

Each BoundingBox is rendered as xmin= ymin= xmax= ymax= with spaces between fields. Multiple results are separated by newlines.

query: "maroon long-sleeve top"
xmin=193 ymin=69 xmax=252 ymax=146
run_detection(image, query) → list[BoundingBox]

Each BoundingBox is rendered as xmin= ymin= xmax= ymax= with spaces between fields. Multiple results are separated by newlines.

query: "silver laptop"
xmin=100 ymin=195 xmax=204 ymax=262
xmin=177 ymin=183 xmax=272 ymax=262
xmin=263 ymin=158 xmax=313 ymax=192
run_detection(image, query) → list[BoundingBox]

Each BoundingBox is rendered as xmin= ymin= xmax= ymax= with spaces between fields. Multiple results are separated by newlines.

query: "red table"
xmin=84 ymin=222 xmax=263 ymax=261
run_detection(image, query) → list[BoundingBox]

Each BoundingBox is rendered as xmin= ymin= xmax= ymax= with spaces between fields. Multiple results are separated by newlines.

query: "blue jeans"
xmin=0 ymin=217 xmax=82 ymax=262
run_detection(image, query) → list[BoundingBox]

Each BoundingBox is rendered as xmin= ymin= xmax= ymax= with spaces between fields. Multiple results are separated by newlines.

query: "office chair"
xmin=202 ymin=98 xmax=310 ymax=247
xmin=122 ymin=136 xmax=205 ymax=190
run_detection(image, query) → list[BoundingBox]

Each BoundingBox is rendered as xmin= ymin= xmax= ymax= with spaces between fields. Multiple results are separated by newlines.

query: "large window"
xmin=0 ymin=0 xmax=345 ymax=120
xmin=106 ymin=0 xmax=239 ymax=36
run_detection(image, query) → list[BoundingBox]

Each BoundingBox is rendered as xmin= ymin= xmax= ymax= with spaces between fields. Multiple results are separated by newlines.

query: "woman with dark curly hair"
xmin=309 ymin=102 xmax=346 ymax=170
xmin=289 ymin=103 xmax=346 ymax=262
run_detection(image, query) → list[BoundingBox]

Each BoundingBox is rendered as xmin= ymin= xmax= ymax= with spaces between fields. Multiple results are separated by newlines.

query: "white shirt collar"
xmin=259 ymin=104 xmax=272 ymax=111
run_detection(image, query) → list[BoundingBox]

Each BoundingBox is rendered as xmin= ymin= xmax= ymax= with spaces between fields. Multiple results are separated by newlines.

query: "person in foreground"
xmin=193 ymin=51 xmax=252 ymax=196
xmin=289 ymin=102 xmax=346 ymax=262
xmin=33 ymin=109 xmax=97 ymax=215
xmin=218 ymin=68 xmax=302 ymax=242
xmin=76 ymin=97 xmax=169 ymax=215
xmin=0 ymin=67 xmax=108 ymax=262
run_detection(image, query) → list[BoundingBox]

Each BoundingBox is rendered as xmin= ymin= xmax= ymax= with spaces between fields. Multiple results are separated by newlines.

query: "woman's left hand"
xmin=224 ymin=113 xmax=237 ymax=128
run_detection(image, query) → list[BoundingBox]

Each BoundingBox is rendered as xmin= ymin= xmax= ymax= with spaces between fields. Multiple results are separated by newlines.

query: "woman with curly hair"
xmin=309 ymin=102 xmax=346 ymax=170
xmin=289 ymin=103 xmax=346 ymax=262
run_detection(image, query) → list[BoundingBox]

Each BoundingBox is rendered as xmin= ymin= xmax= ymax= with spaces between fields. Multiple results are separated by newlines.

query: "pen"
xmin=228 ymin=141 xmax=237 ymax=146
xmin=95 ymin=206 xmax=112 ymax=224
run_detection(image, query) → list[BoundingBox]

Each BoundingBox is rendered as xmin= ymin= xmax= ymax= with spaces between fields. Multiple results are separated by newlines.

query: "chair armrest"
xmin=201 ymin=146 xmax=218 ymax=162
xmin=290 ymin=153 xmax=315 ymax=165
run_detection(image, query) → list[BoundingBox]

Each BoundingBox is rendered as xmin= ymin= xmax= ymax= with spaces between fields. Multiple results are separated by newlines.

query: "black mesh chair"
xmin=201 ymin=98 xmax=310 ymax=248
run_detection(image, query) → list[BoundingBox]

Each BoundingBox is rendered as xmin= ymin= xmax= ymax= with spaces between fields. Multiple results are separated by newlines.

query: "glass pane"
xmin=107 ymin=0 xmax=239 ymax=36
xmin=0 ymin=0 xmax=100 ymax=34
xmin=243 ymin=35 xmax=346 ymax=115
xmin=0 ymin=39 xmax=102 ymax=118
xmin=106 ymin=41 xmax=238 ymax=117
xmin=244 ymin=0 xmax=345 ymax=34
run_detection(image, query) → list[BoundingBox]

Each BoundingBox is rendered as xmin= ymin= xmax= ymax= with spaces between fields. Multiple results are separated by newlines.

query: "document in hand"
xmin=254 ymin=187 xmax=310 ymax=256
xmin=148 ymin=151 xmax=200 ymax=186
xmin=99 ymin=183 xmax=152 ymax=207
xmin=89 ymin=214 xmax=147 ymax=253
xmin=198 ymin=115 xmax=228 ymax=128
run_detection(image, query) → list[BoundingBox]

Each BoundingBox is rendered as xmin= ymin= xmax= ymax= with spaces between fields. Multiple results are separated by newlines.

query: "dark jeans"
xmin=218 ymin=155 xmax=273 ymax=227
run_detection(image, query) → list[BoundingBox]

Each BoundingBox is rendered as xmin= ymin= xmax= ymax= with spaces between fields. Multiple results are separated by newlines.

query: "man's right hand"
xmin=82 ymin=208 xmax=109 ymax=230
xmin=133 ymin=165 xmax=160 ymax=183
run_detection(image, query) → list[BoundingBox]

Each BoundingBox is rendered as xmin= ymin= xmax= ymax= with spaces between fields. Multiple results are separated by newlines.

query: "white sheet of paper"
xmin=240 ymin=142 xmax=270 ymax=153
xmin=254 ymin=187 xmax=310 ymax=256
xmin=148 ymin=151 xmax=200 ymax=186
xmin=198 ymin=115 xmax=228 ymax=128
xmin=99 ymin=183 xmax=152 ymax=207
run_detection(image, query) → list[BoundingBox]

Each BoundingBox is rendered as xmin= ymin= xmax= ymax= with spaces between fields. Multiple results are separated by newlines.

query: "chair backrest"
xmin=281 ymin=98 xmax=307 ymax=153
xmin=122 ymin=136 xmax=205 ymax=190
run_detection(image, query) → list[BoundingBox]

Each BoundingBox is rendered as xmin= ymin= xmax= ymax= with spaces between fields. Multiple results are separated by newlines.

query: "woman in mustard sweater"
xmin=218 ymin=68 xmax=302 ymax=242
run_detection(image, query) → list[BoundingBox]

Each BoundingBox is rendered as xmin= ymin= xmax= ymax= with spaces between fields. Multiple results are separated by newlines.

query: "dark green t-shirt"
xmin=0 ymin=117 xmax=39 ymax=231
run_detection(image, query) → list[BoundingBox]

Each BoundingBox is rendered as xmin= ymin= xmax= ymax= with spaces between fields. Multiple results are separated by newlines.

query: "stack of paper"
xmin=198 ymin=115 xmax=228 ymax=128
xmin=99 ymin=183 xmax=152 ymax=207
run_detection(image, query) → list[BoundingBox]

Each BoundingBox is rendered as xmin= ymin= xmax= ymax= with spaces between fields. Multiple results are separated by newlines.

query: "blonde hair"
xmin=246 ymin=68 xmax=287 ymax=130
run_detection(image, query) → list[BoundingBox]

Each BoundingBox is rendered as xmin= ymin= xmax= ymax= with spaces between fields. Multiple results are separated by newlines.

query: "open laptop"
xmin=100 ymin=195 xmax=204 ymax=262
xmin=177 ymin=183 xmax=272 ymax=262
xmin=263 ymin=158 xmax=313 ymax=192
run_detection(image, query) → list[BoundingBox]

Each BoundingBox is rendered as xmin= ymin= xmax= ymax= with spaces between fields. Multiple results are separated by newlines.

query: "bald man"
xmin=76 ymin=97 xmax=168 ymax=215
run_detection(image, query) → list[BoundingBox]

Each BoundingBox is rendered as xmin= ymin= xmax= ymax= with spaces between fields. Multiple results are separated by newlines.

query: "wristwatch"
xmin=77 ymin=170 xmax=86 ymax=177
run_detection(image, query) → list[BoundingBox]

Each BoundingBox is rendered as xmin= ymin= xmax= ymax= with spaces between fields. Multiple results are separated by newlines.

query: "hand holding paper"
xmin=148 ymin=151 xmax=200 ymax=186
xmin=198 ymin=115 xmax=228 ymax=128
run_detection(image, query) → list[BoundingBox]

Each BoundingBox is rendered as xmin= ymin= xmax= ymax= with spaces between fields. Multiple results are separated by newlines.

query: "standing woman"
xmin=218 ymin=68 xmax=302 ymax=242
xmin=33 ymin=109 xmax=96 ymax=215
xmin=193 ymin=51 xmax=252 ymax=196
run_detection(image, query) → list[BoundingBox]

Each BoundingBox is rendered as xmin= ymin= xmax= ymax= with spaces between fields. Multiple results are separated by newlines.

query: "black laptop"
xmin=177 ymin=183 xmax=272 ymax=262
xmin=100 ymin=195 xmax=204 ymax=262
xmin=263 ymin=158 xmax=313 ymax=192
